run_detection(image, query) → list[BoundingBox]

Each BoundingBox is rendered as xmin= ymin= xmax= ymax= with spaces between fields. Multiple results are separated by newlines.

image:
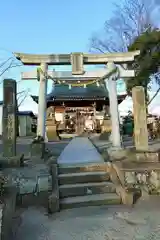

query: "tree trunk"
xmin=148 ymin=87 xmax=160 ymax=106
xmin=144 ymin=87 xmax=148 ymax=114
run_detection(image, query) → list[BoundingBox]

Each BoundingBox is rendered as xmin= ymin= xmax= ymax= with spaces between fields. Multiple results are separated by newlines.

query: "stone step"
xmin=59 ymin=181 xmax=116 ymax=198
xmin=58 ymin=163 xmax=108 ymax=174
xmin=58 ymin=171 xmax=110 ymax=185
xmin=60 ymin=193 xmax=121 ymax=209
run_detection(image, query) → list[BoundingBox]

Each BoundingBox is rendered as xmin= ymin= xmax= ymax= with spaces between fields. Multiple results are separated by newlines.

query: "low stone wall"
xmin=107 ymin=158 xmax=160 ymax=205
xmin=17 ymin=191 xmax=50 ymax=208
xmin=88 ymin=137 xmax=160 ymax=204
xmin=2 ymin=164 xmax=52 ymax=208
xmin=106 ymin=162 xmax=136 ymax=205
xmin=48 ymin=164 xmax=59 ymax=213
xmin=0 ymin=155 xmax=24 ymax=168
xmin=120 ymin=161 xmax=160 ymax=194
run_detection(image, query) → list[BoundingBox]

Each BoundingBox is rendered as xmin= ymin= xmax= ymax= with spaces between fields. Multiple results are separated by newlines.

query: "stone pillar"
xmin=2 ymin=79 xmax=17 ymax=157
xmin=37 ymin=62 xmax=48 ymax=139
xmin=132 ymin=86 xmax=148 ymax=151
xmin=107 ymin=62 xmax=121 ymax=148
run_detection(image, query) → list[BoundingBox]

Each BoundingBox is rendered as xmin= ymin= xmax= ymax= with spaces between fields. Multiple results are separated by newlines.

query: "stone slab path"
xmin=57 ymin=137 xmax=104 ymax=166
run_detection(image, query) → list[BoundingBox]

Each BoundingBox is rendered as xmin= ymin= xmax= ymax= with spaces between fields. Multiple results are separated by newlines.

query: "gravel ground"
xmin=12 ymin=196 xmax=160 ymax=240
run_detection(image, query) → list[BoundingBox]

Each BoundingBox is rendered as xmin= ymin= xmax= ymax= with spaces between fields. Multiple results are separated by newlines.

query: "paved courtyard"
xmin=13 ymin=196 xmax=160 ymax=240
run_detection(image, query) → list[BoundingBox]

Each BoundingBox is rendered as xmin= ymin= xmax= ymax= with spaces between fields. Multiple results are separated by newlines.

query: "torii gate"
xmin=14 ymin=51 xmax=140 ymax=149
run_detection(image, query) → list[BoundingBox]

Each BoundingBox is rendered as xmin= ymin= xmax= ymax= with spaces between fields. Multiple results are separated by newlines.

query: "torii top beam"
xmin=14 ymin=51 xmax=140 ymax=65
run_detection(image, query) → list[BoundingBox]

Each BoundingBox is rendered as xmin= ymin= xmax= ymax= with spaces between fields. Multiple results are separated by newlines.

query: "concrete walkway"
xmin=57 ymin=137 xmax=104 ymax=166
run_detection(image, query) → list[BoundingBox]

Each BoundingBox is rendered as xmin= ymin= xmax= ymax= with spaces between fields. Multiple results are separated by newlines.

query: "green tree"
xmin=126 ymin=28 xmax=160 ymax=101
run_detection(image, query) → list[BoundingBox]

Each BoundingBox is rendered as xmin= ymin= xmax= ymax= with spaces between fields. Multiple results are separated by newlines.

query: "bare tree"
xmin=17 ymin=88 xmax=30 ymax=107
xmin=0 ymin=53 xmax=30 ymax=107
xmin=90 ymin=0 xmax=159 ymax=53
xmin=90 ymin=0 xmax=160 ymax=106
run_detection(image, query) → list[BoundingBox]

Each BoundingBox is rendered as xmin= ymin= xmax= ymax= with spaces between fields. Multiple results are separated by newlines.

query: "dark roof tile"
xmin=32 ymin=84 xmax=108 ymax=102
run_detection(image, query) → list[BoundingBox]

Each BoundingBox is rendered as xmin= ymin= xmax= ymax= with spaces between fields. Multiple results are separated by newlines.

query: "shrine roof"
xmin=31 ymin=84 xmax=127 ymax=102
xmin=32 ymin=84 xmax=108 ymax=102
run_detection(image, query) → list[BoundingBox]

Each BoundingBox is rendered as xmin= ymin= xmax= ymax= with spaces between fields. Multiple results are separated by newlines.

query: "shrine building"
xmin=31 ymin=82 xmax=126 ymax=131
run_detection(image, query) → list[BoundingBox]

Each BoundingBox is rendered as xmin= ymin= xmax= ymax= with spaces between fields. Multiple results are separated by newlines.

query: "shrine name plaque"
xmin=2 ymin=79 xmax=17 ymax=157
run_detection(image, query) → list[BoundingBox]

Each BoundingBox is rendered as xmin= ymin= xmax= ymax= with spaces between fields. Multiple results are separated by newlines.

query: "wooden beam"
xmin=21 ymin=67 xmax=135 ymax=80
xmin=14 ymin=51 xmax=140 ymax=65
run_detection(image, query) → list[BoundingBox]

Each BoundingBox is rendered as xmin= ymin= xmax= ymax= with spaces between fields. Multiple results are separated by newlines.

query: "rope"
xmin=37 ymin=66 xmax=118 ymax=87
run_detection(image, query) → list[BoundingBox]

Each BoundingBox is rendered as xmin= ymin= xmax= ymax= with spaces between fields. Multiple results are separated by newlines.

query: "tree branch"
xmin=0 ymin=53 xmax=28 ymax=106
xmin=18 ymin=89 xmax=30 ymax=107
xmin=90 ymin=0 xmax=158 ymax=53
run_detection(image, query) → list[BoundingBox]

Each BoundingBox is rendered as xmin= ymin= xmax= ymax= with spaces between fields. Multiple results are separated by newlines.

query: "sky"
xmin=0 ymin=0 xmax=159 ymax=115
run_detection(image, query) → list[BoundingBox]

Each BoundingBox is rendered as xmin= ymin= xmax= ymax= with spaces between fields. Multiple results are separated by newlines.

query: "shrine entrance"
xmin=65 ymin=106 xmax=95 ymax=134
xmin=16 ymin=50 xmax=139 ymax=146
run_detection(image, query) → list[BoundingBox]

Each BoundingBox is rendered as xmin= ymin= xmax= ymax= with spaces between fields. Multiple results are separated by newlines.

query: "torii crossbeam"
xmin=21 ymin=65 xmax=135 ymax=81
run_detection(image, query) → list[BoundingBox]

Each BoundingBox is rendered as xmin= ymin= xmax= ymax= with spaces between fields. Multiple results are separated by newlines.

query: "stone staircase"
xmin=58 ymin=163 xmax=121 ymax=209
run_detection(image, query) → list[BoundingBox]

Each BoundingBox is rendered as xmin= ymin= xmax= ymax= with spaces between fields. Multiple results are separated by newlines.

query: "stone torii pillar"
xmin=37 ymin=62 xmax=48 ymax=139
xmin=106 ymin=62 xmax=121 ymax=149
